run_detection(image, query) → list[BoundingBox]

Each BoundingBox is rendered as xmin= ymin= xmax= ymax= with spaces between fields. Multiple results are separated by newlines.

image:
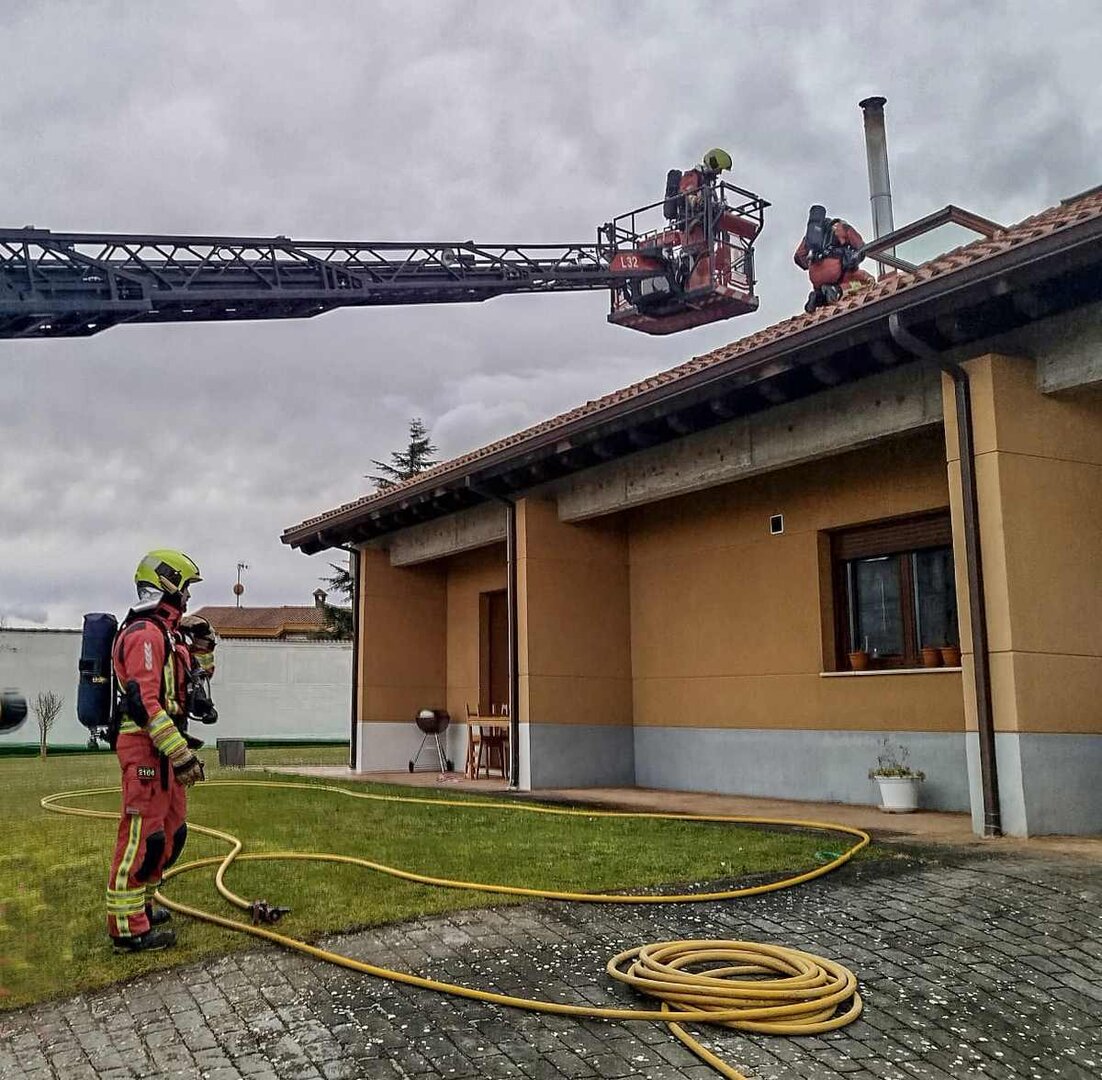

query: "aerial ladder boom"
xmin=0 ymin=176 xmax=767 ymax=340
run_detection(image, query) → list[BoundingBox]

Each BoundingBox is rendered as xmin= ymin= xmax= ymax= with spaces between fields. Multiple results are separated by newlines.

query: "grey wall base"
xmin=966 ymin=731 xmax=1102 ymax=836
xmin=356 ymin=721 xmax=471 ymax=774
xmin=357 ymin=722 xmax=1101 ymax=837
xmin=356 ymin=721 xmax=636 ymax=787
xmin=523 ymin=723 xmax=636 ymax=790
xmin=633 ymin=727 xmax=970 ymax=812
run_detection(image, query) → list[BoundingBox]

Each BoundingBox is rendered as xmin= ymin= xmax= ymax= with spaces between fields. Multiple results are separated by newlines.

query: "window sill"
xmin=820 ymin=666 xmax=962 ymax=677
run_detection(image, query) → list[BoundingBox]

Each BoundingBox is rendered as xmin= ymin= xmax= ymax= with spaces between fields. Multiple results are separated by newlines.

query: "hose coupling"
xmin=250 ymin=899 xmax=291 ymax=925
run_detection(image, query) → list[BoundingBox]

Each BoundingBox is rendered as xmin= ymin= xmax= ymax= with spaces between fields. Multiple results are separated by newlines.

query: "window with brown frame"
xmin=830 ymin=511 xmax=960 ymax=670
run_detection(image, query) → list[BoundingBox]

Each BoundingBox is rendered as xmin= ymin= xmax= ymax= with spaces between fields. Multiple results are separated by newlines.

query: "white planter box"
xmin=874 ymin=775 xmax=921 ymax=812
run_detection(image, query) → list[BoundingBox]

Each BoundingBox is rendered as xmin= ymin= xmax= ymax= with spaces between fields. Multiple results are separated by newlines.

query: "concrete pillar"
xmin=355 ymin=547 xmax=447 ymax=772
xmin=515 ymin=497 xmax=634 ymax=789
xmin=943 ymin=354 xmax=1102 ymax=834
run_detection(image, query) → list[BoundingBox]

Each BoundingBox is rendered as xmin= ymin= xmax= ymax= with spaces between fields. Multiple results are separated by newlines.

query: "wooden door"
xmin=479 ymin=589 xmax=509 ymax=714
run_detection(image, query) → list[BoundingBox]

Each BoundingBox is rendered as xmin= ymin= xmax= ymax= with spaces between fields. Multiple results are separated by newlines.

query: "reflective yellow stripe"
xmin=152 ymin=729 xmax=186 ymax=757
xmin=111 ymin=814 xmax=143 ymax=935
xmin=146 ymin=711 xmax=171 ymax=733
xmin=107 ymin=887 xmax=145 ymax=900
xmin=147 ymin=712 xmax=186 ymax=757
xmin=107 ymin=901 xmax=145 ymax=914
xmin=163 ymin=651 xmax=178 ymax=715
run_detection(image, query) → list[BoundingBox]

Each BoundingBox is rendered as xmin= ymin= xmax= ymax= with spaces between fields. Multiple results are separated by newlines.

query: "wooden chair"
xmin=476 ymin=704 xmax=508 ymax=780
xmin=464 ymin=703 xmax=482 ymax=779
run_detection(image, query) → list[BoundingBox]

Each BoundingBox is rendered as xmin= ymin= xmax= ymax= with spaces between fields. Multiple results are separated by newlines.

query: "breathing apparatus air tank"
xmin=77 ymin=612 xmax=118 ymax=742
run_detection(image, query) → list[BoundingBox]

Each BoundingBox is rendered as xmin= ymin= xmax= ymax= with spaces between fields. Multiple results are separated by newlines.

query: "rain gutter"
xmin=887 ymin=313 xmax=1001 ymax=837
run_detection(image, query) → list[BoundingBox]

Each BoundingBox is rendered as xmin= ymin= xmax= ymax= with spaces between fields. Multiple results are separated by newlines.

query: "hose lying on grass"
xmin=43 ymin=780 xmax=870 ymax=1080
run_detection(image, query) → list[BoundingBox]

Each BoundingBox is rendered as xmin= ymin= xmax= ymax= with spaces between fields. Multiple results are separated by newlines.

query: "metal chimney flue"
xmin=859 ymin=96 xmax=894 ymax=274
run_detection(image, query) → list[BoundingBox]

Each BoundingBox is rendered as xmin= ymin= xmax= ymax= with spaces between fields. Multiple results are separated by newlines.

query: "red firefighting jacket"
xmin=793 ymin=220 xmax=866 ymax=286
xmin=112 ymin=606 xmax=190 ymax=759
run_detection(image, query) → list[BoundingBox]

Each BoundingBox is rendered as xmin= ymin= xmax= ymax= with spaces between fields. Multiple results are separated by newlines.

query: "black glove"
xmin=172 ymin=753 xmax=205 ymax=788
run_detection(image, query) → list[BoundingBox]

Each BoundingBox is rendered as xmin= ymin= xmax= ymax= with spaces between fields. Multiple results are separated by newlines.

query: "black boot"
xmin=146 ymin=904 xmax=172 ymax=927
xmin=112 ymin=928 xmax=176 ymax=953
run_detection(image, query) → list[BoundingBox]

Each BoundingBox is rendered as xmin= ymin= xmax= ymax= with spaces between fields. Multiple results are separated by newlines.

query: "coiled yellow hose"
xmin=42 ymin=779 xmax=870 ymax=1080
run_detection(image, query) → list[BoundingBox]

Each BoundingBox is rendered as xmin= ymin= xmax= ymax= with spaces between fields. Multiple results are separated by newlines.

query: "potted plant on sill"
xmin=848 ymin=635 xmax=871 ymax=671
xmin=868 ymin=736 xmax=925 ymax=812
xmin=940 ymin=643 xmax=961 ymax=667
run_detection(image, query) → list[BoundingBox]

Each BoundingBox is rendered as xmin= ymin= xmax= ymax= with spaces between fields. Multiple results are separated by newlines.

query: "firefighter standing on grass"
xmin=106 ymin=549 xmax=213 ymax=952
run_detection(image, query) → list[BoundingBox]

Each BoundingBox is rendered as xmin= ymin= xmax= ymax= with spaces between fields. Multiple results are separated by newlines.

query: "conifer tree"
xmin=368 ymin=417 xmax=438 ymax=490
xmin=320 ymin=419 xmax=439 ymax=637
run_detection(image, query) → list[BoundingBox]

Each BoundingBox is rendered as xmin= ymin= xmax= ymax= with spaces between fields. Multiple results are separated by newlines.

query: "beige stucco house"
xmin=284 ymin=189 xmax=1102 ymax=837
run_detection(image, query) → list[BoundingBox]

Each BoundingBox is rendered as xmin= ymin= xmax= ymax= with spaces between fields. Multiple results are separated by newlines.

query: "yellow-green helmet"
xmin=135 ymin=549 xmax=202 ymax=600
xmin=702 ymin=147 xmax=733 ymax=173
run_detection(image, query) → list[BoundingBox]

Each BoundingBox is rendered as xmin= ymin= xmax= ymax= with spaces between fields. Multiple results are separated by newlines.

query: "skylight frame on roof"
xmin=861 ymin=205 xmax=1005 ymax=273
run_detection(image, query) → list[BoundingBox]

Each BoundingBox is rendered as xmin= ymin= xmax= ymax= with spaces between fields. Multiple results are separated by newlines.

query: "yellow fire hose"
xmin=42 ymin=780 xmax=871 ymax=1080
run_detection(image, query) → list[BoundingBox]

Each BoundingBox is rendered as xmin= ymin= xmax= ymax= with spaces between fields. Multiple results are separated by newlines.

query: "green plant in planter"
xmin=868 ymin=736 xmax=926 ymax=780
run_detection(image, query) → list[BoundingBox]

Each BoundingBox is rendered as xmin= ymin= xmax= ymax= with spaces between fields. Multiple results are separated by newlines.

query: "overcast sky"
xmin=1 ymin=1 xmax=1098 ymax=628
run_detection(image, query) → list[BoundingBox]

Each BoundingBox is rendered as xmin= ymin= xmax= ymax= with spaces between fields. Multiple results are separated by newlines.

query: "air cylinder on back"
xmin=77 ymin=612 xmax=118 ymax=734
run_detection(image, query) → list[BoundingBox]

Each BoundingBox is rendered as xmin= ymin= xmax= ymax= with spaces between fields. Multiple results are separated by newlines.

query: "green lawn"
xmin=0 ymin=748 xmax=866 ymax=1010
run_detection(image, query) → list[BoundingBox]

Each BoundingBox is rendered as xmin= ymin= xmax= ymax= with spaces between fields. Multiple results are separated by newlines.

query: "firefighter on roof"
xmin=106 ymin=549 xmax=210 ymax=953
xmin=793 ymin=205 xmax=875 ymax=313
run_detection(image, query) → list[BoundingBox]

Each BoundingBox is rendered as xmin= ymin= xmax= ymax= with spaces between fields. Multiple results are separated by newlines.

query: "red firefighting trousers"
xmin=106 ymin=733 xmax=187 ymax=938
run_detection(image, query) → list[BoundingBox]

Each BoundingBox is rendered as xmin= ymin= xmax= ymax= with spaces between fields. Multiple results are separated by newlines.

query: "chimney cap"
xmin=859 ymin=96 xmax=887 ymax=111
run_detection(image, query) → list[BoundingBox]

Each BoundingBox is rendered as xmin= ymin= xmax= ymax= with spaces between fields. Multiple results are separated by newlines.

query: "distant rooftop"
xmin=193 ymin=600 xmax=328 ymax=640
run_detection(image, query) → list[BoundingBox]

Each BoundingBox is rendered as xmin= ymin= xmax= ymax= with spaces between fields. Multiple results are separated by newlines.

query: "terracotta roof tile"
xmin=193 ymin=605 xmax=326 ymax=634
xmin=288 ymin=188 xmax=1102 ymax=535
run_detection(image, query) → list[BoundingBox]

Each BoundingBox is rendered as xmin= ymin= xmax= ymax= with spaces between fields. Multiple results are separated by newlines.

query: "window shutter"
xmin=832 ymin=512 xmax=951 ymax=562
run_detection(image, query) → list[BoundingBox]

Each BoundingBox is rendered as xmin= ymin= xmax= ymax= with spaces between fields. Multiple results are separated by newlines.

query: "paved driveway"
xmin=1 ymin=846 xmax=1099 ymax=1079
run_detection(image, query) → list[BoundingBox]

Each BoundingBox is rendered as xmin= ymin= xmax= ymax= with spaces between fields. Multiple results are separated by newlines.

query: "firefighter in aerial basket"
xmin=793 ymin=204 xmax=875 ymax=313
xmin=106 ymin=549 xmax=211 ymax=953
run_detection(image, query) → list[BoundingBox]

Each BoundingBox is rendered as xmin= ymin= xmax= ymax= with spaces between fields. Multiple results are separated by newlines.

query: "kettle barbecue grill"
xmin=409 ymin=708 xmax=453 ymax=773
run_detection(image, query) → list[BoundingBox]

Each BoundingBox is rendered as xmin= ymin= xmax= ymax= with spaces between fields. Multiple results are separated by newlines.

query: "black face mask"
xmin=154 ymin=593 xmax=186 ymax=624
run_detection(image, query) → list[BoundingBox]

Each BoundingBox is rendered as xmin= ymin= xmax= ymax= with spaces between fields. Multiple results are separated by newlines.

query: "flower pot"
xmin=921 ymin=646 xmax=942 ymax=668
xmin=874 ymin=775 xmax=921 ymax=812
xmin=940 ymin=645 xmax=961 ymax=667
xmin=848 ymin=650 xmax=870 ymax=671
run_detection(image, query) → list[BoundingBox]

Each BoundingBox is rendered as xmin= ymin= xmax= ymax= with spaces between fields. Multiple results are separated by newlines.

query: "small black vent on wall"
xmin=769 ymin=514 xmax=784 ymax=535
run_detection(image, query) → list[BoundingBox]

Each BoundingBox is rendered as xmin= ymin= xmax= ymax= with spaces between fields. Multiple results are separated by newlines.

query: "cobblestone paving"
xmin=1 ymin=848 xmax=1100 ymax=1079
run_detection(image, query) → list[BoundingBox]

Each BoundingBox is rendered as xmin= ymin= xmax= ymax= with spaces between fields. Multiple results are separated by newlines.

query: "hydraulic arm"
xmin=0 ymin=231 xmax=619 ymax=339
xmin=0 ymin=175 xmax=767 ymax=339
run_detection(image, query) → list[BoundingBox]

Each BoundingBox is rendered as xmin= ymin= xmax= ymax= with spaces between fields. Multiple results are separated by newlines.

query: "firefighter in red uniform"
xmin=106 ymin=549 xmax=208 ymax=952
xmin=793 ymin=205 xmax=875 ymax=313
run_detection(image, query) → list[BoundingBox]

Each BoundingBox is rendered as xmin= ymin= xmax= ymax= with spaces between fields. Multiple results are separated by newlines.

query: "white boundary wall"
xmin=0 ymin=629 xmax=351 ymax=746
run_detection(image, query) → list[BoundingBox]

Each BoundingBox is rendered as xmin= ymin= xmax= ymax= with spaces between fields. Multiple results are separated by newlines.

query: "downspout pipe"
xmin=887 ymin=314 xmax=1001 ymax=836
xmin=335 ymin=544 xmax=361 ymax=772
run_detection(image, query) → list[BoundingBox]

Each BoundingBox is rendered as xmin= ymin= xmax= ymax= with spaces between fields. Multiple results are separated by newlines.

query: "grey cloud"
xmin=0 ymin=0 xmax=1097 ymax=627
xmin=0 ymin=603 xmax=49 ymax=626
